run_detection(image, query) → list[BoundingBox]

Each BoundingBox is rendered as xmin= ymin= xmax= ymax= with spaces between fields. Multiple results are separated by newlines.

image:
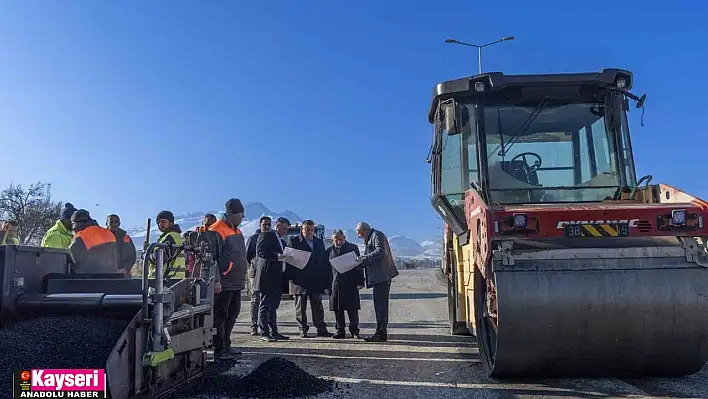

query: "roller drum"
xmin=482 ymin=249 xmax=708 ymax=377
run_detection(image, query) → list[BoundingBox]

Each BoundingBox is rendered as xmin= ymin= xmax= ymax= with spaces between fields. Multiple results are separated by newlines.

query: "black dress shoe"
xmin=364 ymin=334 xmax=387 ymax=342
xmin=332 ymin=332 xmax=346 ymax=339
xmin=317 ymin=331 xmax=334 ymax=338
xmin=351 ymin=333 xmax=362 ymax=339
xmin=271 ymin=332 xmax=290 ymax=340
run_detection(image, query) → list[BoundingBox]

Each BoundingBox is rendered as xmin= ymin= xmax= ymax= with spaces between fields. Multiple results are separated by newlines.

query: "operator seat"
xmin=501 ymin=160 xmax=540 ymax=186
xmin=487 ymin=161 xmax=542 ymax=203
xmin=487 ymin=162 xmax=540 ymax=190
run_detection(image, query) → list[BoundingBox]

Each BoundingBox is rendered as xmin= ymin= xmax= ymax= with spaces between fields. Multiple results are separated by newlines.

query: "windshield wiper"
xmin=498 ymin=99 xmax=549 ymax=156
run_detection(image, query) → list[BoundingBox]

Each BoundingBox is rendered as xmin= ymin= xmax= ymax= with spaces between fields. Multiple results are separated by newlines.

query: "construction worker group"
xmin=3 ymin=198 xmax=399 ymax=362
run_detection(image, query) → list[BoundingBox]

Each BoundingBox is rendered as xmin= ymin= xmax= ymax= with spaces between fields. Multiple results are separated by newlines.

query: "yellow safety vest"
xmin=149 ymin=231 xmax=186 ymax=279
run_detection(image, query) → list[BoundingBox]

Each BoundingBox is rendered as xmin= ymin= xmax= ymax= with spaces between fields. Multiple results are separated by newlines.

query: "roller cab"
xmin=427 ymin=69 xmax=708 ymax=377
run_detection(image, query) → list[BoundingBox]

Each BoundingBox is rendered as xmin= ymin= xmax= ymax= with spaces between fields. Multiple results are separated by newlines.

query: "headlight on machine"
xmin=657 ymin=209 xmax=700 ymax=232
xmin=498 ymin=213 xmax=539 ymax=236
xmin=671 ymin=209 xmax=687 ymax=226
xmin=512 ymin=213 xmax=528 ymax=230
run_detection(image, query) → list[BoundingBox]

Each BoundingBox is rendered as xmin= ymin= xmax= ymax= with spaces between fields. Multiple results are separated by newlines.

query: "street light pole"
xmin=478 ymin=47 xmax=482 ymax=75
xmin=444 ymin=36 xmax=515 ymax=74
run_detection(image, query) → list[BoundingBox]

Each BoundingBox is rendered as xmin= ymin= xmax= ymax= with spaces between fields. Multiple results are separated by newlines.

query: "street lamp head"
xmin=502 ymin=36 xmax=515 ymax=41
xmin=445 ymin=39 xmax=458 ymax=44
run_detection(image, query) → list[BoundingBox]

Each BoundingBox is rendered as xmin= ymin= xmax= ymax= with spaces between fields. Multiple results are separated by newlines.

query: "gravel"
xmin=0 ymin=316 xmax=130 ymax=395
xmin=174 ymin=357 xmax=337 ymax=399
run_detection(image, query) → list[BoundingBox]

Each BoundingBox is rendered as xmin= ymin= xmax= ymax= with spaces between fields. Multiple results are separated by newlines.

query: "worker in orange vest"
xmin=69 ymin=209 xmax=119 ymax=274
xmin=209 ymin=199 xmax=248 ymax=360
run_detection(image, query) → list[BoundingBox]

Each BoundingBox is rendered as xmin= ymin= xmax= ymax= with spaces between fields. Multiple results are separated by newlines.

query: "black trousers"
xmin=294 ymin=293 xmax=327 ymax=333
xmin=258 ymin=291 xmax=282 ymax=336
xmin=250 ymin=277 xmax=260 ymax=330
xmin=372 ymin=280 xmax=391 ymax=336
xmin=335 ymin=308 xmax=360 ymax=334
xmin=213 ymin=290 xmax=242 ymax=352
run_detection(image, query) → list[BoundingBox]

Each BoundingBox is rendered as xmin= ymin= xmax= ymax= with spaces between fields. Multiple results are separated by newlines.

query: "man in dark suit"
xmin=327 ymin=229 xmax=364 ymax=339
xmin=246 ymin=216 xmax=272 ymax=336
xmin=254 ymin=217 xmax=291 ymax=342
xmin=287 ymin=220 xmax=332 ymax=338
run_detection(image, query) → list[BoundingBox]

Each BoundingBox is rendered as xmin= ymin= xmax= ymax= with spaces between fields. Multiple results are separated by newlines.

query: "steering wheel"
xmin=510 ymin=152 xmax=543 ymax=172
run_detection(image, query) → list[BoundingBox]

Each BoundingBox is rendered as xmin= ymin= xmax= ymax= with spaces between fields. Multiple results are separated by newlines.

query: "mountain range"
xmin=124 ymin=201 xmax=441 ymax=259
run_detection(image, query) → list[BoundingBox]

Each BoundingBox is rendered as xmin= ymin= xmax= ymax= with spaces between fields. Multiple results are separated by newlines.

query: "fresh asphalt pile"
xmin=174 ymin=357 xmax=340 ymax=399
xmin=0 ymin=316 xmax=130 ymax=394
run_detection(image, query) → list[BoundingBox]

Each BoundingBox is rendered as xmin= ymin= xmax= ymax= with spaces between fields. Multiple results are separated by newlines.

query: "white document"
xmin=282 ymin=247 xmax=311 ymax=270
xmin=329 ymin=251 xmax=362 ymax=274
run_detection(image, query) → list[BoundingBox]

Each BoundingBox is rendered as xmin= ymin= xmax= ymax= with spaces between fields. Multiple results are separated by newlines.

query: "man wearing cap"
xmin=254 ymin=217 xmax=291 ymax=342
xmin=151 ymin=210 xmax=186 ymax=280
xmin=41 ymin=202 xmax=78 ymax=249
xmin=106 ymin=214 xmax=137 ymax=276
xmin=69 ymin=209 xmax=120 ymax=274
xmin=209 ymin=199 xmax=249 ymax=360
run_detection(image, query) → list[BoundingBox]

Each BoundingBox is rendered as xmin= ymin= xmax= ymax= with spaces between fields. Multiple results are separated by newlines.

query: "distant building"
xmin=393 ymin=257 xmax=441 ymax=270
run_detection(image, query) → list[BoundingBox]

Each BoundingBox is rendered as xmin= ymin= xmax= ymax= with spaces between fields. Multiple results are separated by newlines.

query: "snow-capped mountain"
xmin=126 ymin=201 xmax=441 ymax=259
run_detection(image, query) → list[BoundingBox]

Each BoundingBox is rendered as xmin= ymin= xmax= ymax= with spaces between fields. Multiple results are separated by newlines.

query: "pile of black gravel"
xmin=174 ymin=357 xmax=335 ymax=398
xmin=0 ymin=316 xmax=130 ymax=395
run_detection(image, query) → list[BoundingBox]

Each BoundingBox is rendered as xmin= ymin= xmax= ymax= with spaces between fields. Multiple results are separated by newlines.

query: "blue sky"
xmin=1 ymin=1 xmax=706 ymax=242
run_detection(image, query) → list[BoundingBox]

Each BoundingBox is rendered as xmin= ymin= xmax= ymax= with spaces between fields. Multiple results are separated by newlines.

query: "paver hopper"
xmin=0 ymin=233 xmax=220 ymax=398
xmin=427 ymin=68 xmax=708 ymax=377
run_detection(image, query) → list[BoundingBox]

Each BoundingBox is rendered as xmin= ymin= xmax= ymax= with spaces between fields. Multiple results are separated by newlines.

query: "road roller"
xmin=427 ymin=68 xmax=708 ymax=377
xmin=0 ymin=231 xmax=221 ymax=398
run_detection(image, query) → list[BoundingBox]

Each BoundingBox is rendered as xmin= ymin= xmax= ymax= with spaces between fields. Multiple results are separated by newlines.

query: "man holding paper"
xmin=254 ymin=217 xmax=292 ymax=342
xmin=356 ymin=222 xmax=399 ymax=343
xmin=327 ymin=229 xmax=364 ymax=339
xmin=286 ymin=220 xmax=332 ymax=338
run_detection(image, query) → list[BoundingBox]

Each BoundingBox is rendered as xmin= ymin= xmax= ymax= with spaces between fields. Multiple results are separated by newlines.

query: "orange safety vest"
xmin=208 ymin=219 xmax=242 ymax=276
xmin=75 ymin=225 xmax=117 ymax=249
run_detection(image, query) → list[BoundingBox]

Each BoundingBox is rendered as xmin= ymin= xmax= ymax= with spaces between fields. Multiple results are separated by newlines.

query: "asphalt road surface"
xmin=211 ymin=269 xmax=708 ymax=399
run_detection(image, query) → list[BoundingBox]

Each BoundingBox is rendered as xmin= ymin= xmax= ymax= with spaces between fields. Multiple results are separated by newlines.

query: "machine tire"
xmin=448 ymin=272 xmax=471 ymax=336
xmin=474 ymin=266 xmax=499 ymax=376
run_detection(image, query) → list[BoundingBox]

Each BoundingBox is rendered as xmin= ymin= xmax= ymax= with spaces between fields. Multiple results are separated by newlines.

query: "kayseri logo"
xmin=556 ymin=219 xmax=640 ymax=229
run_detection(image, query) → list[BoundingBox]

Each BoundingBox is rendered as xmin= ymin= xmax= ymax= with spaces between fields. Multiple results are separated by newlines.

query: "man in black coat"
xmin=287 ymin=220 xmax=332 ymax=338
xmin=254 ymin=217 xmax=291 ymax=342
xmin=327 ymin=229 xmax=364 ymax=339
xmin=246 ymin=216 xmax=272 ymax=336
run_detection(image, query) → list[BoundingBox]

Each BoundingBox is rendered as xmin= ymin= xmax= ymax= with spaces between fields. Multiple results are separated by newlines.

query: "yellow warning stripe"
xmin=582 ymin=224 xmax=603 ymax=236
xmin=599 ymin=224 xmax=618 ymax=236
xmin=581 ymin=224 xmax=619 ymax=237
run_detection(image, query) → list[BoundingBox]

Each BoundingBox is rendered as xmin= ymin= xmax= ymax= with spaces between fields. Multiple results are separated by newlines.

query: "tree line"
xmin=0 ymin=182 xmax=63 ymax=245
